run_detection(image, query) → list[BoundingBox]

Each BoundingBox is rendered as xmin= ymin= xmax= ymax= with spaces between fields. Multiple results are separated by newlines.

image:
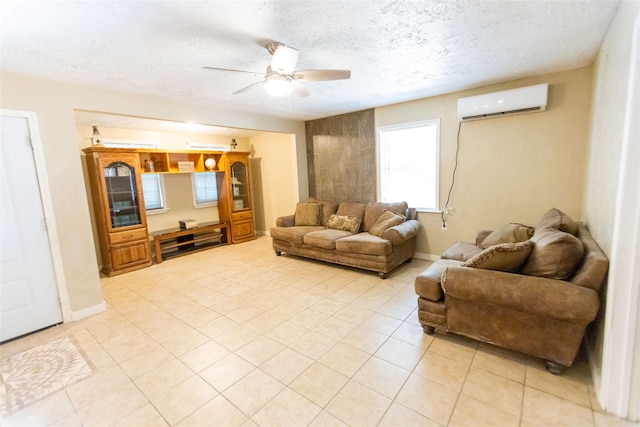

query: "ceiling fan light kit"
xmin=265 ymin=74 xmax=293 ymax=97
xmin=204 ymin=42 xmax=351 ymax=98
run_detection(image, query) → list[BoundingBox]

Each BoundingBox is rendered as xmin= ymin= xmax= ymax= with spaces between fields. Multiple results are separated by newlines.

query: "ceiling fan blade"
xmin=233 ymin=80 xmax=265 ymax=95
xmin=203 ymin=67 xmax=265 ymax=78
xmin=292 ymin=69 xmax=351 ymax=81
xmin=292 ymin=82 xmax=310 ymax=98
xmin=271 ymin=45 xmax=299 ymax=75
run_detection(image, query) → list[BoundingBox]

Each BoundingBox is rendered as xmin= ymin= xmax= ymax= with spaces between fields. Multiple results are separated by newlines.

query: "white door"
xmin=1 ymin=114 xmax=62 ymax=342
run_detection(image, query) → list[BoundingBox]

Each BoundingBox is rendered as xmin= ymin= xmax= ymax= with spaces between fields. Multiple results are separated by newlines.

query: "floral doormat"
xmin=1 ymin=336 xmax=93 ymax=415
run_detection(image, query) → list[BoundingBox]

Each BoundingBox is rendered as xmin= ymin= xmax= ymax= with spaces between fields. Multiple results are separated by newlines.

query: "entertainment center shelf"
xmin=151 ymin=221 xmax=230 ymax=263
xmin=137 ymin=149 xmax=225 ymax=173
xmin=82 ymin=146 xmax=255 ymax=275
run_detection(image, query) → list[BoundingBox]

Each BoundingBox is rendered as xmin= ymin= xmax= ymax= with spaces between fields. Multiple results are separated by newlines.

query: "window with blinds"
xmin=192 ymin=173 xmax=218 ymax=207
xmin=141 ymin=174 xmax=165 ymax=211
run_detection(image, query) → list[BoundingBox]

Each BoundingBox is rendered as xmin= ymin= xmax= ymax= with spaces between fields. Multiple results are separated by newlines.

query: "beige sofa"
xmin=414 ymin=208 xmax=608 ymax=374
xmin=270 ymin=200 xmax=421 ymax=278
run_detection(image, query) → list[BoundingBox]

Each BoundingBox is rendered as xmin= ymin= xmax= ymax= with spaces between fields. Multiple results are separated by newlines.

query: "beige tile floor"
xmin=1 ymin=236 xmax=636 ymax=426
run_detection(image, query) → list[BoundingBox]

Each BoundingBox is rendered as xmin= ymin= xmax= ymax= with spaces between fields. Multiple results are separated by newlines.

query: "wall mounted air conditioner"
xmin=457 ymin=83 xmax=548 ymax=121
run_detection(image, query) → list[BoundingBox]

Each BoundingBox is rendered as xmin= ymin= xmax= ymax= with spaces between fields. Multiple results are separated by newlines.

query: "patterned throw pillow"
xmin=327 ymin=214 xmax=362 ymax=233
xmin=369 ymin=210 xmax=405 ymax=237
xmin=463 ymin=240 xmax=534 ymax=272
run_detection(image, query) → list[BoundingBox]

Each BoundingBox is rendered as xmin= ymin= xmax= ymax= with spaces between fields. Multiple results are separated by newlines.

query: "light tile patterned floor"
xmin=0 ymin=236 xmax=635 ymax=426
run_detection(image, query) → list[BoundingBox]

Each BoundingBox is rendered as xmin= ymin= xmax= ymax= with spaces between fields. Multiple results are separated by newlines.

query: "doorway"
xmin=1 ymin=111 xmax=63 ymax=342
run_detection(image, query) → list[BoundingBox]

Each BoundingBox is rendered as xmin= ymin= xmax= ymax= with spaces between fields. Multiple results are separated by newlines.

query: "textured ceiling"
xmin=1 ymin=0 xmax=619 ymax=124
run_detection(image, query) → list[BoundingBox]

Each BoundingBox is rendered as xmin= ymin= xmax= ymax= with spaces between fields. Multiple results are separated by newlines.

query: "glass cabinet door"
xmin=104 ymin=161 xmax=142 ymax=228
xmin=230 ymin=161 xmax=250 ymax=212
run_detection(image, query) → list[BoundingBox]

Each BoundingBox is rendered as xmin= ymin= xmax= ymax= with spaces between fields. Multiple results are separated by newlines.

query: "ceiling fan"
xmin=203 ymin=42 xmax=351 ymax=97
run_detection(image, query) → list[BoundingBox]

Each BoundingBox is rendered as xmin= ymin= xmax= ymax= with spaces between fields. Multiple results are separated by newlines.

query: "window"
xmin=377 ymin=120 xmax=439 ymax=211
xmin=141 ymin=174 xmax=167 ymax=213
xmin=192 ymin=173 xmax=218 ymax=207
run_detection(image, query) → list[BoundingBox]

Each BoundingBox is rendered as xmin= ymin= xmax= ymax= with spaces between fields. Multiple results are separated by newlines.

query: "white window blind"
xmin=141 ymin=174 xmax=164 ymax=210
xmin=377 ymin=120 xmax=440 ymax=211
xmin=192 ymin=173 xmax=218 ymax=207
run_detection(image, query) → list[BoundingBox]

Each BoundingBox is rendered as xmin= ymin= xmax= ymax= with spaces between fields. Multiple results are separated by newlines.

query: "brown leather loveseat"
xmin=414 ymin=208 xmax=608 ymax=374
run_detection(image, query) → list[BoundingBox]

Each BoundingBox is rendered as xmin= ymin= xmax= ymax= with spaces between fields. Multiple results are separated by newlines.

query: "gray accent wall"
xmin=305 ymin=109 xmax=376 ymax=202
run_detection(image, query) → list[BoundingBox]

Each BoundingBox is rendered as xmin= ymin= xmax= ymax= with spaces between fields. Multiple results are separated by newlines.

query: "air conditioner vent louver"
xmin=457 ymin=83 xmax=548 ymax=121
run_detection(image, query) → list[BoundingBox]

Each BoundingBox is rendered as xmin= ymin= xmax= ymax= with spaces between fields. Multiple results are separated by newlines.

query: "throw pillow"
xmin=463 ymin=240 xmax=534 ymax=272
xmin=521 ymin=228 xmax=584 ymax=280
xmin=534 ymin=208 xmax=579 ymax=235
xmin=369 ymin=210 xmax=406 ymax=237
xmin=294 ymin=202 xmax=322 ymax=226
xmin=479 ymin=223 xmax=535 ymax=249
xmin=327 ymin=214 xmax=362 ymax=233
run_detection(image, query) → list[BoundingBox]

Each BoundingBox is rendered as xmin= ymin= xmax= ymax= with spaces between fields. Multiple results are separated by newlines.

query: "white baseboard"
xmin=413 ymin=252 xmax=440 ymax=261
xmin=69 ymin=301 xmax=107 ymax=322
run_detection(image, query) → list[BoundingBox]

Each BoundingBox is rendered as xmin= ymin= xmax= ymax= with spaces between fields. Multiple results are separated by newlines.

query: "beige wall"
xmin=0 ymin=71 xmax=305 ymax=315
xmin=583 ymin=0 xmax=640 ymax=396
xmin=249 ymin=132 xmax=299 ymax=234
xmin=376 ymin=67 xmax=593 ymax=256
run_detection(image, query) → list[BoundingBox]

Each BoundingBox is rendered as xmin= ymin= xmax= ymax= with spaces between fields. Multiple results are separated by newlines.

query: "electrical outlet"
xmin=441 ymin=222 xmax=447 ymax=230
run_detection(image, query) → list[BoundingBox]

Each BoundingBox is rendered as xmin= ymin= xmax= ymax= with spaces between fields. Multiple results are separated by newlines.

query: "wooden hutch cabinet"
xmin=217 ymin=152 xmax=255 ymax=243
xmin=83 ymin=147 xmax=152 ymax=276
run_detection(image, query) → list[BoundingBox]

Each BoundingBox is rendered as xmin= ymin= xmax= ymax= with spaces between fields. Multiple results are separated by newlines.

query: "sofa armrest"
xmin=276 ymin=214 xmax=295 ymax=227
xmin=382 ymin=219 xmax=421 ymax=245
xmin=442 ymin=266 xmax=599 ymax=323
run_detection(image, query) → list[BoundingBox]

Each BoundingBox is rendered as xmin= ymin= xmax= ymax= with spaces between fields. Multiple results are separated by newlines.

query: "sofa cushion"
xmin=270 ymin=225 xmax=325 ymax=245
xmin=369 ymin=210 xmax=406 ymax=237
xmin=294 ymin=202 xmax=322 ymax=226
xmin=327 ymin=214 xmax=362 ymax=233
xmin=463 ymin=240 xmax=534 ymax=272
xmin=303 ymin=229 xmax=353 ymax=250
xmin=335 ymin=233 xmax=392 ymax=256
xmin=415 ymin=259 xmax=465 ymax=301
xmin=336 ymin=201 xmax=366 ymax=229
xmin=479 ymin=223 xmax=535 ymax=249
xmin=535 ymin=208 xmax=579 ymax=235
xmin=441 ymin=241 xmax=484 ymax=261
xmin=363 ymin=202 xmax=408 ymax=232
xmin=521 ymin=228 xmax=584 ymax=280
xmin=309 ymin=199 xmax=339 ymax=226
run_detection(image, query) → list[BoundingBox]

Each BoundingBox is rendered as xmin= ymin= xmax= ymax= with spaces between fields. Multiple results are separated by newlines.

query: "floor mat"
xmin=1 ymin=336 xmax=93 ymax=415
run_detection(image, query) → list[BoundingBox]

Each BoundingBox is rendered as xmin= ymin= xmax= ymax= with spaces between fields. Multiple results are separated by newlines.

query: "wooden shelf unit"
xmin=137 ymin=149 xmax=225 ymax=174
xmin=151 ymin=221 xmax=230 ymax=263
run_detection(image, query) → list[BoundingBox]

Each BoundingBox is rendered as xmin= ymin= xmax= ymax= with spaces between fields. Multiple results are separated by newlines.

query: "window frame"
xmin=191 ymin=172 xmax=219 ymax=208
xmin=140 ymin=173 xmax=169 ymax=215
xmin=376 ymin=119 xmax=441 ymax=212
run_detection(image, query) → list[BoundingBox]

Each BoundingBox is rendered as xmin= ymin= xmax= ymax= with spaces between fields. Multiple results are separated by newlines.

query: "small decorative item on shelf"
xmin=179 ymin=219 xmax=197 ymax=229
xmin=204 ymin=157 xmax=216 ymax=171
xmin=91 ymin=126 xmax=102 ymax=146
xmin=144 ymin=159 xmax=155 ymax=172
xmin=234 ymin=200 xmax=244 ymax=210
xmin=178 ymin=161 xmax=195 ymax=172
xmin=230 ymin=138 xmax=238 ymax=151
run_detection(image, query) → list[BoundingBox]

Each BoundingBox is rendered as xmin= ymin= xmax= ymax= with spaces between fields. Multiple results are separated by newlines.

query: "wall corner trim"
xmin=69 ymin=301 xmax=107 ymax=322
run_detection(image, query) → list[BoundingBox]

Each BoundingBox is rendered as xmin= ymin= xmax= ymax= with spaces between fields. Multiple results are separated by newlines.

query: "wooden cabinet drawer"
xmin=109 ymin=228 xmax=148 ymax=245
xmin=110 ymin=240 xmax=151 ymax=270
xmin=232 ymin=220 xmax=254 ymax=242
xmin=232 ymin=210 xmax=253 ymax=221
